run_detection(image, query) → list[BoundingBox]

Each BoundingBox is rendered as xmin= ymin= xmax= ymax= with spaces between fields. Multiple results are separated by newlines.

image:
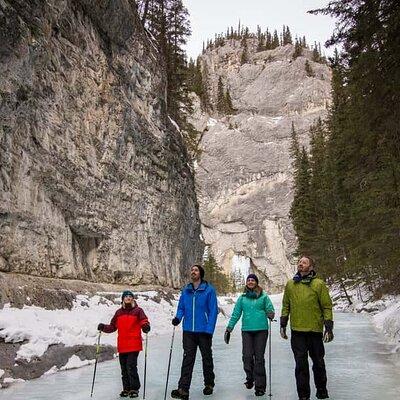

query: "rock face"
xmin=194 ymin=40 xmax=332 ymax=291
xmin=0 ymin=0 xmax=202 ymax=287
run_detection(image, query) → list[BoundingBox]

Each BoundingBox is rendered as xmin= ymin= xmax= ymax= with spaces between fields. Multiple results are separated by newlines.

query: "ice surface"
xmin=1 ymin=312 xmax=399 ymax=400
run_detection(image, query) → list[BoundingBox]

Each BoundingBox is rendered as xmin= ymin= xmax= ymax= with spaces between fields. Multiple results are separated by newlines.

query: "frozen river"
xmin=1 ymin=312 xmax=399 ymax=400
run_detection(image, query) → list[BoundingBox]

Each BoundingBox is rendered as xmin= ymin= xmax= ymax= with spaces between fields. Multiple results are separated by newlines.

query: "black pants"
xmin=242 ymin=330 xmax=268 ymax=391
xmin=178 ymin=332 xmax=215 ymax=391
xmin=291 ymin=331 xmax=327 ymax=398
xmin=119 ymin=351 xmax=140 ymax=391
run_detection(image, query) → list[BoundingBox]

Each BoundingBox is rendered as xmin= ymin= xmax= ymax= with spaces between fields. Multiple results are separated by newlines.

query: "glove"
xmin=97 ymin=323 xmax=105 ymax=332
xmin=142 ymin=324 xmax=150 ymax=334
xmin=323 ymin=320 xmax=334 ymax=343
xmin=267 ymin=311 xmax=275 ymax=321
xmin=323 ymin=330 xmax=334 ymax=343
xmin=280 ymin=327 xmax=288 ymax=340
xmin=172 ymin=317 xmax=180 ymax=326
xmin=280 ymin=316 xmax=288 ymax=339
xmin=224 ymin=327 xmax=232 ymax=344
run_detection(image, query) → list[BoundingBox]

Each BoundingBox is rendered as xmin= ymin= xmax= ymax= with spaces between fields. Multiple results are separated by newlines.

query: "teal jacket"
xmin=227 ymin=288 xmax=275 ymax=331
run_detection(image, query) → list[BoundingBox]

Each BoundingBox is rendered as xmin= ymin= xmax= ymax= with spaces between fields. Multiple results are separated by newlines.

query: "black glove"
xmin=267 ymin=311 xmax=275 ymax=321
xmin=224 ymin=329 xmax=231 ymax=344
xmin=280 ymin=316 xmax=288 ymax=339
xmin=142 ymin=324 xmax=150 ymax=334
xmin=280 ymin=327 xmax=288 ymax=340
xmin=323 ymin=320 xmax=334 ymax=343
xmin=172 ymin=317 xmax=180 ymax=326
xmin=97 ymin=323 xmax=105 ymax=332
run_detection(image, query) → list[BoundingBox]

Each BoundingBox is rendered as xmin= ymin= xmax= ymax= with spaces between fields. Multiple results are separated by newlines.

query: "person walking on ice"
xmin=97 ymin=290 xmax=150 ymax=398
xmin=170 ymin=264 xmax=218 ymax=400
xmin=224 ymin=273 xmax=275 ymax=397
xmin=280 ymin=256 xmax=334 ymax=400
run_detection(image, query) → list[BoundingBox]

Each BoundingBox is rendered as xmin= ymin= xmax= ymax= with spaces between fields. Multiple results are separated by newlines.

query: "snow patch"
xmin=43 ymin=366 xmax=58 ymax=376
xmin=3 ymin=377 xmax=25 ymax=384
xmin=60 ymin=355 xmax=94 ymax=371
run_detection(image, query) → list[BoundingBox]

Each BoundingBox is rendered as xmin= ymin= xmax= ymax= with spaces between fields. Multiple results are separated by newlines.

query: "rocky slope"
xmin=0 ymin=0 xmax=203 ymax=287
xmin=193 ymin=39 xmax=332 ymax=291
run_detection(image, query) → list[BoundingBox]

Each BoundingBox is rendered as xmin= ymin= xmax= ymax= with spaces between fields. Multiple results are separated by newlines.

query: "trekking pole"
xmin=143 ymin=333 xmax=148 ymax=400
xmin=268 ymin=319 xmax=276 ymax=398
xmin=163 ymin=326 xmax=176 ymax=400
xmin=90 ymin=331 xmax=102 ymax=397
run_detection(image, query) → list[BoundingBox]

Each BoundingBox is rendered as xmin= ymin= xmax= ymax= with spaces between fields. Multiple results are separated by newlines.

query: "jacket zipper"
xmin=192 ymin=293 xmax=196 ymax=331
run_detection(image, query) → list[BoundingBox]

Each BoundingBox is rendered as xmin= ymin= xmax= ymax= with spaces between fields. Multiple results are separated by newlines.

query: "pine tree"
xmin=240 ymin=37 xmax=249 ymax=64
xmin=272 ymin=30 xmax=280 ymax=48
xmin=265 ymin=29 xmax=272 ymax=50
xmin=293 ymin=39 xmax=302 ymax=59
xmin=305 ymin=60 xmax=315 ymax=77
xmin=290 ymin=147 xmax=315 ymax=255
xmin=282 ymin=25 xmax=293 ymax=45
xmin=216 ymin=76 xmax=226 ymax=113
xmin=203 ymin=251 xmax=233 ymax=294
xmin=312 ymin=41 xmax=321 ymax=62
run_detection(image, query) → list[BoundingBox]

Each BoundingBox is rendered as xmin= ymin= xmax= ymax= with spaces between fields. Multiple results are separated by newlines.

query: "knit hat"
xmin=246 ymin=274 xmax=259 ymax=284
xmin=192 ymin=264 xmax=205 ymax=279
xmin=121 ymin=290 xmax=134 ymax=300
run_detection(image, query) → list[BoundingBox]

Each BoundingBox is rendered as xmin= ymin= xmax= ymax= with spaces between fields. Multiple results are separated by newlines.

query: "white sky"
xmin=184 ymin=0 xmax=337 ymax=59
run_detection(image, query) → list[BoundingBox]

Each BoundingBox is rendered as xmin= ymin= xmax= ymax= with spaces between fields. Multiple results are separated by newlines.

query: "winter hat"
xmin=121 ymin=290 xmax=134 ymax=300
xmin=246 ymin=274 xmax=259 ymax=284
xmin=192 ymin=264 xmax=205 ymax=279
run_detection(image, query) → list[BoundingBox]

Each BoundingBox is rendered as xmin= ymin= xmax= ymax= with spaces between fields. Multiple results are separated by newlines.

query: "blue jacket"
xmin=175 ymin=281 xmax=218 ymax=335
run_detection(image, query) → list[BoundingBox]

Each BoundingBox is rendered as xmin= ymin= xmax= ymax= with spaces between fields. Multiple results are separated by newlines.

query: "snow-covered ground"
xmin=0 ymin=289 xmax=239 ymax=387
xmin=332 ymin=283 xmax=400 ymax=364
xmin=1 ymin=312 xmax=400 ymax=400
xmin=1 ymin=284 xmax=399 ymax=390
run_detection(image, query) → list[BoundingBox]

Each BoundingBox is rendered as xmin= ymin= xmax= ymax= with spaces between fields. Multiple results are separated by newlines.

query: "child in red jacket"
xmin=98 ymin=290 xmax=150 ymax=398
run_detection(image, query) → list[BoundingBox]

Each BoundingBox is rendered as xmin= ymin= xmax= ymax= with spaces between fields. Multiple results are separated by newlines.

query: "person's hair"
xmin=191 ymin=264 xmax=202 ymax=269
xmin=300 ymin=255 xmax=315 ymax=268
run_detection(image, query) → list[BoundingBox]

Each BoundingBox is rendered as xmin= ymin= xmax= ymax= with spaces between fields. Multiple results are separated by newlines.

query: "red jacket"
xmin=103 ymin=302 xmax=149 ymax=354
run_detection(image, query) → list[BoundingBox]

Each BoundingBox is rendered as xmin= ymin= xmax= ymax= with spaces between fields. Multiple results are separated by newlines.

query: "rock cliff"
xmin=0 ymin=0 xmax=202 ymax=287
xmin=193 ymin=39 xmax=332 ymax=291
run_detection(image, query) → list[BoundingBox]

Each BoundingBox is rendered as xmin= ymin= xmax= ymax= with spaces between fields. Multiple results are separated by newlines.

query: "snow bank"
xmin=0 ymin=292 xmax=179 ymax=362
xmin=331 ymin=283 xmax=400 ymax=363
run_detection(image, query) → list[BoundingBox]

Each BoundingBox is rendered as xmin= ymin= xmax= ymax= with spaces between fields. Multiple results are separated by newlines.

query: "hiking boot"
xmin=128 ymin=390 xmax=139 ymax=398
xmin=171 ymin=388 xmax=189 ymax=399
xmin=203 ymin=385 xmax=214 ymax=395
xmin=255 ymin=389 xmax=265 ymax=396
xmin=244 ymin=380 xmax=254 ymax=389
xmin=316 ymin=390 xmax=329 ymax=399
xmin=119 ymin=390 xmax=130 ymax=398
xmin=298 ymin=397 xmax=310 ymax=400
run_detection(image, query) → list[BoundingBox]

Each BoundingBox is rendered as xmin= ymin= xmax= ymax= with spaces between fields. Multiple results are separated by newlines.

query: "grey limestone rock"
xmin=0 ymin=0 xmax=202 ymax=287
xmin=193 ymin=40 xmax=332 ymax=291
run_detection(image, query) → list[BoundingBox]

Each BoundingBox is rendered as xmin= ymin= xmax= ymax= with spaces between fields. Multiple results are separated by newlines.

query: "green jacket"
xmin=281 ymin=276 xmax=333 ymax=333
xmin=227 ymin=289 xmax=275 ymax=331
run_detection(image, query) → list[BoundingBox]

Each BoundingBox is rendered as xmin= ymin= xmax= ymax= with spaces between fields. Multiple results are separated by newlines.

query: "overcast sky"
xmin=183 ymin=0 xmax=337 ymax=59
